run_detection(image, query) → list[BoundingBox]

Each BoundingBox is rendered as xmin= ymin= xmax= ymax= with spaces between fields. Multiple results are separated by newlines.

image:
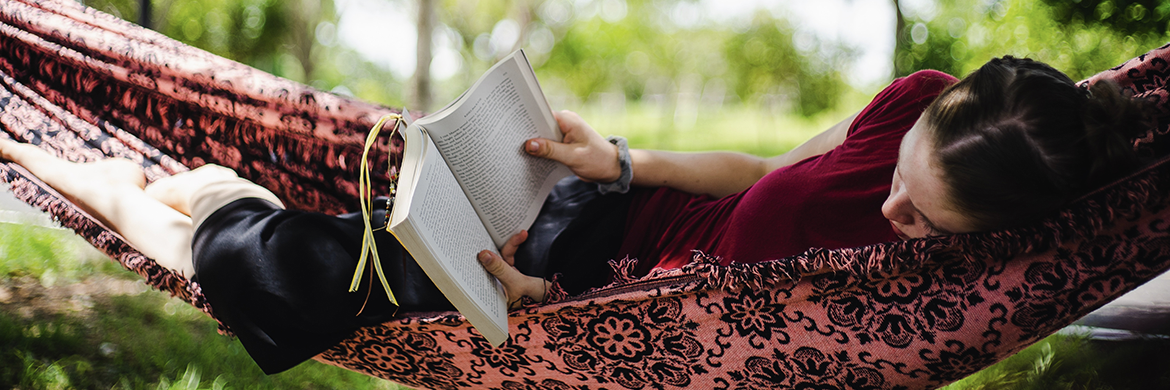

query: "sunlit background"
xmin=80 ymin=0 xmax=1170 ymax=156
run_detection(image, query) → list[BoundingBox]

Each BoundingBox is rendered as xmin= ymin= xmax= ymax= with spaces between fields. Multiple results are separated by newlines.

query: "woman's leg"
xmin=0 ymin=139 xmax=200 ymax=276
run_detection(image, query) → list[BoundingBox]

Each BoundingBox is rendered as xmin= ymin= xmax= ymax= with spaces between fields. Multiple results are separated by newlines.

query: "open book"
xmin=387 ymin=50 xmax=572 ymax=347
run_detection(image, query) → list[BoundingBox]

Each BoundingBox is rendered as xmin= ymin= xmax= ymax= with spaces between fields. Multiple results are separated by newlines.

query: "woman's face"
xmin=882 ymin=117 xmax=980 ymax=239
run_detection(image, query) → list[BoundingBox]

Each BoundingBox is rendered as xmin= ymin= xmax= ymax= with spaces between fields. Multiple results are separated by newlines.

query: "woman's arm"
xmin=526 ymin=110 xmax=858 ymax=198
xmin=487 ymin=110 xmax=859 ymax=305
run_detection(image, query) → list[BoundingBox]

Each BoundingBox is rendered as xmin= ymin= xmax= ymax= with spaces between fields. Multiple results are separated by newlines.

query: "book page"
xmin=390 ymin=129 xmax=508 ymax=344
xmin=419 ymin=51 xmax=572 ymax=248
xmin=411 ymin=145 xmax=507 ymax=320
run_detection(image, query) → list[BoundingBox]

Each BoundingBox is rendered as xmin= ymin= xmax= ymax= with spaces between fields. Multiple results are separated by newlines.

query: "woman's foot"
xmin=1 ymin=138 xmax=197 ymax=277
xmin=0 ymin=138 xmax=146 ymax=192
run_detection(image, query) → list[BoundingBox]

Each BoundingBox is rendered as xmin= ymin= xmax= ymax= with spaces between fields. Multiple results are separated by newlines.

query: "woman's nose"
xmin=882 ymin=188 xmax=915 ymax=225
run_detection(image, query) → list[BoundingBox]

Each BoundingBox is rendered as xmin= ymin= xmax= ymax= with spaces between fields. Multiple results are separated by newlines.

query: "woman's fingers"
xmin=525 ymin=110 xmax=621 ymax=182
xmin=477 ymin=250 xmax=513 ymax=280
xmin=500 ymin=230 xmax=528 ymax=266
xmin=524 ymin=136 xmax=576 ymax=164
xmin=477 ymin=249 xmax=547 ymax=308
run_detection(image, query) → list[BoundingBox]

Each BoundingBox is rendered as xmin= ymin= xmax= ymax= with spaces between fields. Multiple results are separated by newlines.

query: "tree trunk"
xmin=413 ymin=0 xmax=435 ymax=112
xmin=892 ymin=0 xmax=907 ymax=77
xmin=508 ymin=0 xmax=533 ymax=59
xmin=290 ymin=0 xmax=318 ymax=82
xmin=138 ymin=0 xmax=151 ymax=29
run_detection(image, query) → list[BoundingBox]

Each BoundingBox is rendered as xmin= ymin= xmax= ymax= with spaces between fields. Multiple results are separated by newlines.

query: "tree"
xmin=892 ymin=0 xmax=909 ymax=76
xmin=1041 ymin=0 xmax=1170 ymax=37
xmin=892 ymin=0 xmax=1170 ymax=81
xmin=723 ymin=13 xmax=852 ymax=117
xmin=414 ymin=0 xmax=436 ymax=112
xmin=84 ymin=0 xmax=306 ymax=80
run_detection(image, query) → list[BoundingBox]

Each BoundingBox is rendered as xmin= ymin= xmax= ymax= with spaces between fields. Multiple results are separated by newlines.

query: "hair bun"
xmin=1081 ymin=79 xmax=1146 ymax=187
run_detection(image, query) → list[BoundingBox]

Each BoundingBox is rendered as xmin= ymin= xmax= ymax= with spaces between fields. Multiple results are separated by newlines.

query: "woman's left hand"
xmin=477 ymin=230 xmax=548 ymax=309
xmin=525 ymin=110 xmax=622 ymax=183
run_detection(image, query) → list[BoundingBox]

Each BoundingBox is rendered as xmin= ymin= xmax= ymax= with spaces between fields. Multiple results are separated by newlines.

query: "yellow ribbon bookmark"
xmin=350 ymin=113 xmax=403 ymax=308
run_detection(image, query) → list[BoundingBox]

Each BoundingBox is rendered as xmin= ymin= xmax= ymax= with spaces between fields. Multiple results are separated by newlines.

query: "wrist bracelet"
xmin=597 ymin=135 xmax=632 ymax=194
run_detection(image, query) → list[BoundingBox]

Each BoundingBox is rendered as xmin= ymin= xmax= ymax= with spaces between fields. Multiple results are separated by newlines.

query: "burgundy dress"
xmin=616 ymin=70 xmax=959 ymax=274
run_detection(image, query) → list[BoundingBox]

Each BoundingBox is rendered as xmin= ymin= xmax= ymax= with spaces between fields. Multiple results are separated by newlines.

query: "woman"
xmin=0 ymin=56 xmax=1146 ymax=373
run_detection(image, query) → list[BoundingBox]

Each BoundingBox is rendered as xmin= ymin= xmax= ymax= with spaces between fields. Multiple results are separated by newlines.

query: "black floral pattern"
xmin=317 ymin=327 xmax=470 ymax=390
xmin=587 ymin=312 xmax=654 ymax=362
xmin=722 ymin=348 xmax=889 ymax=390
xmin=536 ymin=297 xmax=705 ymax=389
xmin=815 ymin=267 xmax=975 ymax=350
xmin=358 ymin=343 xmax=417 ymax=375
xmin=720 ymin=288 xmax=790 ymax=341
xmin=472 ymin=339 xmax=530 ymax=371
xmin=9 ymin=2 xmax=1170 ymax=389
xmin=498 ymin=378 xmax=583 ymax=390
xmin=920 ymin=341 xmax=998 ymax=383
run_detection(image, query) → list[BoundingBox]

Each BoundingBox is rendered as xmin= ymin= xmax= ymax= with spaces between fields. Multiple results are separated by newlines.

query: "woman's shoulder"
xmin=844 ymin=70 xmax=958 ymax=141
xmin=860 ymin=70 xmax=958 ymax=120
xmin=905 ymin=69 xmax=957 ymax=82
xmin=892 ymin=69 xmax=958 ymax=96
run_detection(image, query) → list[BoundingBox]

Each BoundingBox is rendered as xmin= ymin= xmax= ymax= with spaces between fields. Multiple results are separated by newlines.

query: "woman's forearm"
xmin=629 ymin=149 xmax=768 ymax=198
xmin=528 ymin=110 xmax=856 ymax=199
xmin=628 ymin=112 xmax=857 ymax=198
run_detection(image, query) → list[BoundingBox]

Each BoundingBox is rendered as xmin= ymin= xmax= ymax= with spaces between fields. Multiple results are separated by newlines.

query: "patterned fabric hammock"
xmin=4 ymin=1 xmax=1170 ymax=389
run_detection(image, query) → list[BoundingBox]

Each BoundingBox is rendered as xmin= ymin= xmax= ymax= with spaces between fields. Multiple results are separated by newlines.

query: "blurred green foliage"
xmin=723 ymin=14 xmax=852 ymax=116
xmin=79 ymin=0 xmax=1170 ymax=117
xmin=1042 ymin=0 xmax=1170 ymax=37
xmin=895 ymin=0 xmax=1170 ymax=80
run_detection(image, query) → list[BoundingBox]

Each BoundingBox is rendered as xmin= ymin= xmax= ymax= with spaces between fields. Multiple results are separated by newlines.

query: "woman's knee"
xmin=189 ymin=179 xmax=285 ymax=229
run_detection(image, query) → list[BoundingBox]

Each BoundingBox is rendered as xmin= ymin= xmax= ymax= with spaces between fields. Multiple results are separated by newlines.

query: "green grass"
xmin=0 ymin=219 xmax=125 ymax=283
xmin=0 ymin=222 xmax=406 ymax=389
xmin=578 ymin=98 xmax=869 ymax=157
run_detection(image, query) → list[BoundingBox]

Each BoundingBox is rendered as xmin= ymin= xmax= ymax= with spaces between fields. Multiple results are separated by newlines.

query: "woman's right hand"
xmin=524 ymin=110 xmax=622 ymax=183
xmin=477 ymin=231 xmax=548 ymax=309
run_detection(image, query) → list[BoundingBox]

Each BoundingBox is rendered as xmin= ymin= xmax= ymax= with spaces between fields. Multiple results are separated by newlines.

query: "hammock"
xmin=4 ymin=1 xmax=1170 ymax=389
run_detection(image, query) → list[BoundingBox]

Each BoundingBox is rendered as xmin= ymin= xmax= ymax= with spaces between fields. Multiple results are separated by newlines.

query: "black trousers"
xmin=191 ymin=177 xmax=632 ymax=373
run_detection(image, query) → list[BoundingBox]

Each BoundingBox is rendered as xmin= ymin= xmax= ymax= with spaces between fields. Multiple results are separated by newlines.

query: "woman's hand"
xmin=525 ymin=110 xmax=621 ymax=183
xmin=477 ymin=230 xmax=549 ymax=309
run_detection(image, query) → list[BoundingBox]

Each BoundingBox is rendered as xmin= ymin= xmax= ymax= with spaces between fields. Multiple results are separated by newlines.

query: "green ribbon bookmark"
xmin=350 ymin=113 xmax=403 ymax=309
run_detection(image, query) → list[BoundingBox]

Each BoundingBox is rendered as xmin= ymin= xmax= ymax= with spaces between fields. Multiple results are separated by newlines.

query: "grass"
xmin=0 ymin=222 xmax=406 ymax=389
xmin=577 ymin=98 xmax=868 ymax=157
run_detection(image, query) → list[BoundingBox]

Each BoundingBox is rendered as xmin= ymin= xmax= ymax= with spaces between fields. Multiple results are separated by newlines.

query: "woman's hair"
xmin=924 ymin=56 xmax=1147 ymax=231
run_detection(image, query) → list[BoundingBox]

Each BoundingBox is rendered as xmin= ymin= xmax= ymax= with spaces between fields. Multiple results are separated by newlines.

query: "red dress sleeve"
xmin=617 ymin=70 xmax=958 ymax=273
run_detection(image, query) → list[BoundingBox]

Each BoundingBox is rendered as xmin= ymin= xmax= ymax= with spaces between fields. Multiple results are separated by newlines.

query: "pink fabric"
xmin=620 ymin=70 xmax=956 ymax=272
xmin=5 ymin=2 xmax=1170 ymax=389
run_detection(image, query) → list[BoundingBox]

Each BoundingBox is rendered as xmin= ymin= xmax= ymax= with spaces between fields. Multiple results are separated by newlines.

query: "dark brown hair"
xmin=924 ymin=56 xmax=1147 ymax=231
